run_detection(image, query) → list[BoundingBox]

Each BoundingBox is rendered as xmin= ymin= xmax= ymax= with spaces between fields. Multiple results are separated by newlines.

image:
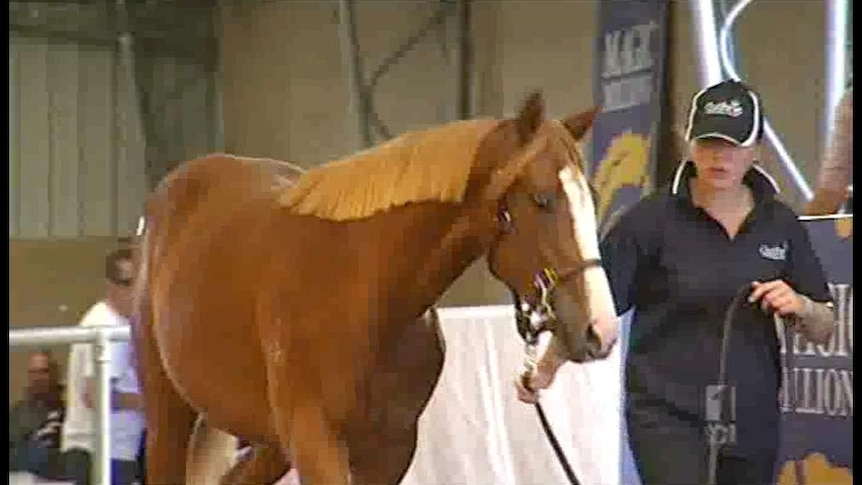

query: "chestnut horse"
xmin=182 ymin=308 xmax=446 ymax=485
xmin=133 ymin=91 xmax=619 ymax=485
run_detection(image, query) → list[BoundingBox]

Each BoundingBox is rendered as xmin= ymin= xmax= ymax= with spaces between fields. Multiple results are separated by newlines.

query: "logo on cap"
xmin=684 ymin=80 xmax=762 ymax=147
xmin=703 ymin=100 xmax=744 ymax=118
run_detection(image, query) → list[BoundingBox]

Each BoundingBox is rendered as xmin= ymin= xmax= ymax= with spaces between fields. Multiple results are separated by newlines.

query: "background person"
xmin=9 ymin=349 xmax=66 ymax=481
xmin=61 ymin=247 xmax=146 ymax=485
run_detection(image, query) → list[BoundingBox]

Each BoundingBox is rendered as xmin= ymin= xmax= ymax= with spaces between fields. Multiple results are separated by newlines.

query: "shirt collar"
xmin=669 ymin=160 xmax=780 ymax=203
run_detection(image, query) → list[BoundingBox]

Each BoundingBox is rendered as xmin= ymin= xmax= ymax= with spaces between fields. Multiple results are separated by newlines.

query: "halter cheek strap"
xmin=513 ymin=259 xmax=603 ymax=343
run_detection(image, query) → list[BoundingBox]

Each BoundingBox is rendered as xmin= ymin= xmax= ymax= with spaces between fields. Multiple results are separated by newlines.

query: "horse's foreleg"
xmin=139 ymin=367 xmax=198 ymax=485
xmin=133 ymin=301 xmax=198 ymax=484
xmin=349 ymin=308 xmax=444 ymax=485
xmin=259 ymin=310 xmax=352 ymax=485
xmin=349 ymin=426 xmax=419 ymax=485
xmin=286 ymin=402 xmax=351 ymax=485
xmin=220 ymin=443 xmax=289 ymax=485
xmin=261 ymin=350 xmax=350 ymax=485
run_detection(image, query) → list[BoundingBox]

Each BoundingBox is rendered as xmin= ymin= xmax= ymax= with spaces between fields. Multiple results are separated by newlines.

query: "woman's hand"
xmin=749 ymin=280 xmax=804 ymax=317
xmin=515 ymin=365 xmax=556 ymax=404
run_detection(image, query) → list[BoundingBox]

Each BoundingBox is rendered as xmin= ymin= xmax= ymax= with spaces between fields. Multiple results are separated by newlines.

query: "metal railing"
xmin=9 ymin=324 xmax=132 ymax=485
xmin=690 ymin=0 xmax=854 ymax=202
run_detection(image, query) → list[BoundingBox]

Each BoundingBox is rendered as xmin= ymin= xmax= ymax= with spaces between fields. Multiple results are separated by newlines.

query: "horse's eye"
xmin=531 ymin=192 xmax=554 ymax=211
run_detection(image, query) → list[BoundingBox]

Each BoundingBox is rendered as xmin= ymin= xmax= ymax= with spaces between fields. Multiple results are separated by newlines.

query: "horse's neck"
xmin=385 ymin=153 xmax=502 ymax=310
xmin=404 ymin=204 xmax=494 ymax=309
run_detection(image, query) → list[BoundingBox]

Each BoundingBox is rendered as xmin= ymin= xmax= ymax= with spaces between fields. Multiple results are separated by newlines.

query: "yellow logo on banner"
xmin=777 ymin=453 xmax=853 ymax=485
xmin=834 ymin=217 xmax=852 ymax=239
xmin=592 ymin=132 xmax=651 ymax=226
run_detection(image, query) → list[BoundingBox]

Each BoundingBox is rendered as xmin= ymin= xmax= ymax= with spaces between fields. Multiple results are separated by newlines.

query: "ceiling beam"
xmin=10 ymin=23 xmax=214 ymax=64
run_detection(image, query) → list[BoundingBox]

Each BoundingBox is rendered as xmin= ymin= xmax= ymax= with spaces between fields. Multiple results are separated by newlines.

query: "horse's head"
xmin=480 ymin=91 xmax=619 ymax=363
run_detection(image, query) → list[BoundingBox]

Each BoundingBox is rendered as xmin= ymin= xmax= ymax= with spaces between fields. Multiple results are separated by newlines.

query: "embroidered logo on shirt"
xmin=759 ymin=241 xmax=788 ymax=261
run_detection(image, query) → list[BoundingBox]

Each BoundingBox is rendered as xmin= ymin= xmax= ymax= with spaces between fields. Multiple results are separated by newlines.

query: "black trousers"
xmin=136 ymin=431 xmax=147 ymax=485
xmin=627 ymin=412 xmax=777 ymax=485
xmin=63 ymin=448 xmax=140 ymax=485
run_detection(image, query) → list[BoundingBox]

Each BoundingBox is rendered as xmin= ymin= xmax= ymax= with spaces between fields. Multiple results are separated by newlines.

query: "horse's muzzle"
xmin=568 ymin=316 xmax=619 ymax=362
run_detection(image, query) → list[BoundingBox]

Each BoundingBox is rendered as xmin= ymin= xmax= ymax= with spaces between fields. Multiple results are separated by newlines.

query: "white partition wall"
xmin=403 ymin=305 xmax=623 ymax=485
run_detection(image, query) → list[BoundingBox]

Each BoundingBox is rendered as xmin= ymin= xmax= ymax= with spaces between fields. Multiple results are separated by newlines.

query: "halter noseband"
xmin=495 ymin=207 xmax=602 ymax=346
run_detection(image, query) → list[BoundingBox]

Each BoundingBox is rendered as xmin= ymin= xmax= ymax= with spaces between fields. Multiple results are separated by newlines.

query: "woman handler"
xmin=518 ymin=80 xmax=835 ymax=485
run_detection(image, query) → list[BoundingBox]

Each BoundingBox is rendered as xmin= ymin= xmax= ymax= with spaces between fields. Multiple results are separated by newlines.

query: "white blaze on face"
xmin=559 ymin=165 xmax=601 ymax=260
xmin=558 ymin=165 xmax=619 ymax=339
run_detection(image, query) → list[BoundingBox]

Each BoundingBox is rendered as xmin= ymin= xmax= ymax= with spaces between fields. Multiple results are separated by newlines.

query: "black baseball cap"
xmin=685 ymin=80 xmax=764 ymax=147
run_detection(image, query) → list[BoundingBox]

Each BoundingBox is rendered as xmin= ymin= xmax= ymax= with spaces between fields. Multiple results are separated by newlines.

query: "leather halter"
xmin=510 ymin=260 xmax=602 ymax=347
xmin=494 ymin=205 xmax=598 ymax=485
xmin=495 ymin=207 xmax=602 ymax=348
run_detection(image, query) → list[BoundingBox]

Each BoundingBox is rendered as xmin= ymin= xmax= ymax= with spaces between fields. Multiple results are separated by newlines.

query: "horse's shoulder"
xmin=156 ymin=153 xmax=241 ymax=188
xmin=163 ymin=154 xmax=301 ymax=189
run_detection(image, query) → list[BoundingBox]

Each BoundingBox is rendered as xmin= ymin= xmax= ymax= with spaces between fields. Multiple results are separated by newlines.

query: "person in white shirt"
xmin=61 ymin=247 xmax=145 ymax=485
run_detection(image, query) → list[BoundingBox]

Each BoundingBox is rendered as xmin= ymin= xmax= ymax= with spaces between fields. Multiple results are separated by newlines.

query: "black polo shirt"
xmin=600 ymin=160 xmax=833 ymax=457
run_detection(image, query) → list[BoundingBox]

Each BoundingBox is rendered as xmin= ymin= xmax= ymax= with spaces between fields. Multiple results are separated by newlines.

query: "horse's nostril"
xmin=586 ymin=324 xmax=601 ymax=347
xmin=584 ymin=324 xmax=610 ymax=358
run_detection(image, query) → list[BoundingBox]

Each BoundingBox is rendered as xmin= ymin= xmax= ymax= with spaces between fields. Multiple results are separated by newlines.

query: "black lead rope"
xmin=515 ymin=283 xmax=794 ymax=485
xmin=707 ymin=285 xmax=803 ymax=485
xmin=514 ymin=284 xmax=751 ymax=485
xmin=529 ymin=385 xmax=581 ymax=485
xmin=511 ymin=288 xmax=581 ymax=485
xmin=707 ymin=285 xmax=752 ymax=485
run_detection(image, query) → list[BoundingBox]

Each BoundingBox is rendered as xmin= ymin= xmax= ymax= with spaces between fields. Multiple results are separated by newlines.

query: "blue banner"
xmin=776 ymin=215 xmax=853 ymax=485
xmin=591 ymin=0 xmax=669 ymax=236
xmin=591 ymin=3 xmax=669 ymax=484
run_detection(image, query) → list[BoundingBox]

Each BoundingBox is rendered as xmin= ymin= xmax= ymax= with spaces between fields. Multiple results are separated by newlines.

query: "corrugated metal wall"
xmin=8 ymin=32 xmax=220 ymax=240
xmin=9 ymin=35 xmax=147 ymax=239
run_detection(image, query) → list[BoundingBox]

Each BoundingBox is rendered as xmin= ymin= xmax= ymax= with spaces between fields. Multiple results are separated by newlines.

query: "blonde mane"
xmin=278 ymin=119 xmax=502 ymax=221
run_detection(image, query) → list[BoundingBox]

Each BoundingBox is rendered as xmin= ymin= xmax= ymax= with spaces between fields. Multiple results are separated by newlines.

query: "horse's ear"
xmin=561 ymin=105 xmax=601 ymax=141
xmin=483 ymin=90 xmax=546 ymax=202
xmin=515 ymin=90 xmax=546 ymax=144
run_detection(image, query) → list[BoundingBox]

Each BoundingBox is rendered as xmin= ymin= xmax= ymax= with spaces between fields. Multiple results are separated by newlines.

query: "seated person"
xmin=9 ymin=349 xmax=66 ymax=480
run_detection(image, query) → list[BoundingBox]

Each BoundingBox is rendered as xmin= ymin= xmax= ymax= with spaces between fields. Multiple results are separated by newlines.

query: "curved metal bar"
xmin=365 ymin=2 xmax=458 ymax=141
xmin=717 ymin=0 xmax=813 ymax=201
xmin=366 ymin=2 xmax=456 ymax=91
xmin=336 ymin=0 xmax=461 ymax=145
xmin=9 ymin=324 xmax=131 ymax=347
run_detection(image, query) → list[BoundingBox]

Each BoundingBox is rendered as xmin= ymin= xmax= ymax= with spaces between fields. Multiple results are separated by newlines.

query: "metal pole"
xmin=93 ymin=329 xmax=114 ymax=485
xmin=115 ymin=0 xmax=148 ymax=230
xmin=210 ymin=3 xmax=226 ymax=152
xmin=337 ymin=0 xmax=373 ymax=149
xmin=119 ymin=2 xmax=160 ymax=191
xmin=690 ymin=0 xmax=723 ymax=86
xmin=116 ymin=0 xmax=137 ymax=141
xmin=454 ymin=0 xmax=473 ymax=120
xmin=825 ymin=0 xmax=849 ymax=141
